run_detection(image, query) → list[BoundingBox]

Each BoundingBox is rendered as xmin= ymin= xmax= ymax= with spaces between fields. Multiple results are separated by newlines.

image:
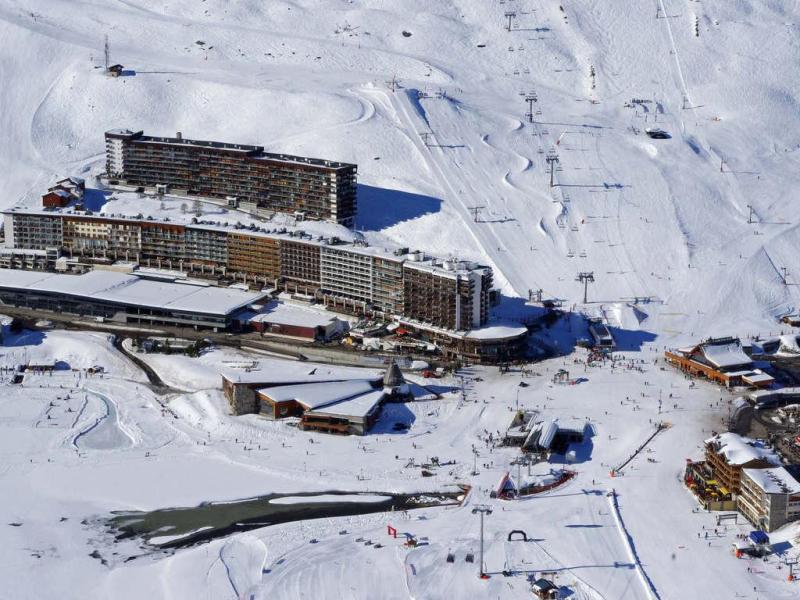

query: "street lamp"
xmin=472 ymin=504 xmax=493 ymax=578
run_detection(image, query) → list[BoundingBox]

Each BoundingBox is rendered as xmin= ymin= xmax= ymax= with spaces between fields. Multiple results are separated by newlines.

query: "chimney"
xmin=176 ymin=131 xmax=182 ymax=140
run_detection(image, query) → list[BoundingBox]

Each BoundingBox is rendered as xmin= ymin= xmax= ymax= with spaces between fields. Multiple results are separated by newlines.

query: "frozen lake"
xmin=109 ymin=490 xmax=461 ymax=549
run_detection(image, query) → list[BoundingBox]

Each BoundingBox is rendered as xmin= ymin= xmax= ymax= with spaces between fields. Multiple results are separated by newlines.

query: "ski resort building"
xmin=501 ymin=410 xmax=588 ymax=455
xmin=220 ymin=360 xmax=413 ymax=435
xmin=685 ymin=432 xmax=781 ymax=510
xmin=221 ymin=365 xmax=394 ymax=435
xmin=104 ymin=129 xmax=357 ymax=225
xmin=243 ymin=301 xmax=347 ymax=341
xmin=664 ymin=337 xmax=774 ymax=388
xmin=42 ymin=177 xmax=85 ymax=208
xmin=703 ymin=433 xmax=780 ymax=494
xmin=0 ymin=269 xmax=267 ymax=331
xmin=2 ymin=207 xmax=525 ymax=362
xmin=255 ymin=379 xmax=385 ymax=434
xmin=41 ymin=190 xmax=72 ymax=209
xmin=738 ymin=467 xmax=800 ymax=532
xmin=588 ymin=319 xmax=615 ymax=351
xmin=396 ymin=319 xmax=529 ymax=363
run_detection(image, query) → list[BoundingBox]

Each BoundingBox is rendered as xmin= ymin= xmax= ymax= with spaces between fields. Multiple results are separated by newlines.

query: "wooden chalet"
xmin=255 ymin=379 xmax=388 ymax=435
xmin=665 ymin=337 xmax=774 ymax=388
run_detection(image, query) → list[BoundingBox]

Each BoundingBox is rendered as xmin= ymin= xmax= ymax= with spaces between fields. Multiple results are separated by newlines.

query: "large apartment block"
xmin=104 ymin=129 xmax=357 ymax=226
xmin=2 ymin=209 xmax=493 ymax=334
xmin=403 ymin=258 xmax=492 ymax=330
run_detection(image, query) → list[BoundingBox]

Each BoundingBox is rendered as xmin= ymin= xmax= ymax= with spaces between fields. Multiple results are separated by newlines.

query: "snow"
xmin=269 ymin=494 xmax=390 ymax=505
xmin=742 ymin=467 xmax=800 ymax=496
xmin=219 ymin=535 xmax=268 ymax=599
xmin=2 ymin=329 xmax=799 ymax=599
xmin=2 ymin=0 xmax=800 ymax=598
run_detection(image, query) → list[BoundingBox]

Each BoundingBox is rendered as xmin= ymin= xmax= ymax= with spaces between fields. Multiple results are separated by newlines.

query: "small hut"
xmin=531 ymin=578 xmax=559 ymax=599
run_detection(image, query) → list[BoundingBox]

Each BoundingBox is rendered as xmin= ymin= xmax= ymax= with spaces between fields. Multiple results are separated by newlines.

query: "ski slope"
xmin=2 ymin=0 xmax=799 ymax=342
xmin=2 ymin=1 xmax=800 ymax=599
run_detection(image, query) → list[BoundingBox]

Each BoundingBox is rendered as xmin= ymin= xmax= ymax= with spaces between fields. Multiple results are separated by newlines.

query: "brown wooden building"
xmin=665 ymin=337 xmax=774 ymax=388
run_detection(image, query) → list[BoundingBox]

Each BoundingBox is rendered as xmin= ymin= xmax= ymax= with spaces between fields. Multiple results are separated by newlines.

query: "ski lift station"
xmin=588 ymin=318 xmax=615 ymax=351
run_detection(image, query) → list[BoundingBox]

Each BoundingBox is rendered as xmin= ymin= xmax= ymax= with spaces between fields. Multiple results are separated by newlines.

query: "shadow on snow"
xmin=355 ymin=184 xmax=441 ymax=231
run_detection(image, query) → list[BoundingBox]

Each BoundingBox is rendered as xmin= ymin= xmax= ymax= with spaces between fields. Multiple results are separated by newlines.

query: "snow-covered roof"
xmin=700 ymin=340 xmax=752 ymax=369
xmin=257 ymin=379 xmax=375 ymax=410
xmin=398 ymin=317 xmax=528 ymax=340
xmin=56 ymin=176 xmax=84 ymax=186
xmin=27 ymin=358 xmax=56 ymax=368
xmin=0 ymin=269 xmax=266 ymax=317
xmin=308 ymin=389 xmax=387 ymax=419
xmin=247 ymin=301 xmax=341 ymax=329
xmin=743 ymin=467 xmax=800 ymax=495
xmin=742 ymin=372 xmax=774 ymax=384
xmin=106 ymin=128 xmax=137 ymax=136
xmin=403 ymin=256 xmax=490 ymax=279
xmin=538 ymin=419 xmax=559 ymax=450
xmin=465 ymin=322 xmax=529 ymax=340
xmin=220 ymin=361 xmax=381 ymax=385
xmin=706 ymin=432 xmax=780 ymax=467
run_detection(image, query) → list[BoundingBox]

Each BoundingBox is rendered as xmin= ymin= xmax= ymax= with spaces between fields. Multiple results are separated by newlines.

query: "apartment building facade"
xmin=4 ymin=212 xmax=62 ymax=251
xmin=226 ymin=232 xmax=280 ymax=287
xmin=403 ymin=258 xmax=492 ymax=331
xmin=739 ymin=467 xmax=800 ymax=532
xmin=3 ymin=208 xmax=525 ymax=361
xmin=104 ymin=129 xmax=357 ymax=226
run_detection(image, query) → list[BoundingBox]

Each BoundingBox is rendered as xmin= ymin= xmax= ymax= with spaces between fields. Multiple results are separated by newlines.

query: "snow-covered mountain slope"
xmin=2 ymin=0 xmax=799 ymax=341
